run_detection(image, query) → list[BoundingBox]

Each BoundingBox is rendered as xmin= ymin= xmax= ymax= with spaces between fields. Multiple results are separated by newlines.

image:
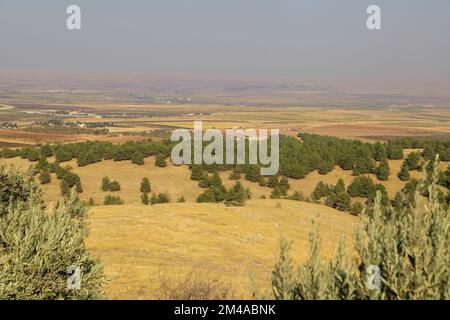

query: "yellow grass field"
xmin=86 ymin=200 xmax=358 ymax=299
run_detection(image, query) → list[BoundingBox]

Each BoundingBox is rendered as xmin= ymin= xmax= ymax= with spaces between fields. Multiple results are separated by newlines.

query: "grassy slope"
xmin=4 ymin=151 xmax=445 ymax=205
xmin=86 ymin=200 xmax=358 ymax=299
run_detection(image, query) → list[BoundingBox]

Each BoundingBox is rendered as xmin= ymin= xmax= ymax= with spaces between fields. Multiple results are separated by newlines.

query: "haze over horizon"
xmin=1 ymin=0 xmax=450 ymax=95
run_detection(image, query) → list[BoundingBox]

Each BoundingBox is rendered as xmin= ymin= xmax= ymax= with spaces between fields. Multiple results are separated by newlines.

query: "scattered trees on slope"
xmin=261 ymin=157 xmax=449 ymax=300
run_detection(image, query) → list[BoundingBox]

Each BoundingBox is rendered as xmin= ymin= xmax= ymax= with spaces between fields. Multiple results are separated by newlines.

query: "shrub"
xmin=103 ymin=195 xmax=124 ymax=205
xmin=177 ymin=196 xmax=186 ymax=203
xmin=350 ymin=202 xmax=364 ymax=216
xmin=0 ymin=166 xmax=104 ymax=299
xmin=155 ymin=154 xmax=167 ymax=167
xmin=150 ymin=193 xmax=170 ymax=205
xmin=101 ymin=177 xmax=120 ymax=192
xmin=39 ymin=170 xmax=51 ymax=185
xmin=229 ymin=170 xmax=241 ymax=180
xmin=270 ymin=187 xmax=283 ymax=199
xmin=196 ymin=191 xmax=216 ymax=203
xmin=289 ymin=191 xmax=305 ymax=202
xmin=108 ymin=181 xmax=121 ymax=192
xmin=190 ymin=165 xmax=203 ymax=181
xmin=258 ymin=177 xmax=267 ymax=187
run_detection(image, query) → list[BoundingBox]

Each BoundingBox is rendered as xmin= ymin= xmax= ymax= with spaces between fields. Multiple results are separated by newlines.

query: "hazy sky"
xmin=1 ymin=0 xmax=449 ymax=91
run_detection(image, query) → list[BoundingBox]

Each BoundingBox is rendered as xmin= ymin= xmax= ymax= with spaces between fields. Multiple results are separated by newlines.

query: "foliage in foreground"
xmin=261 ymin=157 xmax=449 ymax=300
xmin=0 ymin=164 xmax=104 ymax=299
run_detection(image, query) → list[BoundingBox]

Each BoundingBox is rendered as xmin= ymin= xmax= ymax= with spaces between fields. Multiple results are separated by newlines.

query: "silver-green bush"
xmin=0 ymin=164 xmax=104 ymax=299
xmin=263 ymin=156 xmax=449 ymax=300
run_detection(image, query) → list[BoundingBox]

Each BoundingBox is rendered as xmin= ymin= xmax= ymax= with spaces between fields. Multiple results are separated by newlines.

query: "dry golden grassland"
xmin=86 ymin=200 xmax=358 ymax=299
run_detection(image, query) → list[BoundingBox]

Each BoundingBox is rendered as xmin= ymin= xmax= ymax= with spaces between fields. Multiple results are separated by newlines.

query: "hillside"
xmin=3 ymin=152 xmax=445 ymax=205
xmin=86 ymin=200 xmax=358 ymax=299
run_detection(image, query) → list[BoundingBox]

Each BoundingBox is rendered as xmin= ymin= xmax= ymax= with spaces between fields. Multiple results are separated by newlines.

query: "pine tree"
xmin=155 ymin=154 xmax=167 ymax=167
xmin=35 ymin=157 xmax=49 ymax=171
xmin=334 ymin=179 xmax=346 ymax=194
xmin=259 ymin=177 xmax=267 ymax=187
xmin=312 ymin=181 xmax=331 ymax=201
xmin=405 ymin=152 xmax=422 ymax=171
xmin=40 ymin=144 xmax=53 ymax=157
xmin=190 ymin=165 xmax=203 ymax=181
xmin=140 ymin=177 xmax=151 ymax=194
xmin=268 ymin=176 xmax=279 ymax=188
xmin=398 ymin=163 xmax=411 ymax=181
xmin=229 ymin=169 xmax=241 ymax=180
xmin=101 ymin=177 xmax=111 ymax=191
xmin=60 ymin=179 xmax=70 ymax=196
xmin=225 ymin=181 xmax=248 ymax=206
xmin=373 ymin=143 xmax=387 ymax=162
xmin=141 ymin=192 xmax=150 ymax=205
xmin=87 ymin=197 xmax=96 ymax=206
xmin=278 ymin=177 xmax=290 ymax=193
xmin=209 ymin=172 xmax=223 ymax=188
xmin=387 ymin=142 xmax=404 ymax=160
xmin=376 ymin=158 xmax=390 ymax=181
xmin=131 ymin=151 xmax=145 ymax=165
xmin=103 ymin=195 xmax=124 ymax=205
